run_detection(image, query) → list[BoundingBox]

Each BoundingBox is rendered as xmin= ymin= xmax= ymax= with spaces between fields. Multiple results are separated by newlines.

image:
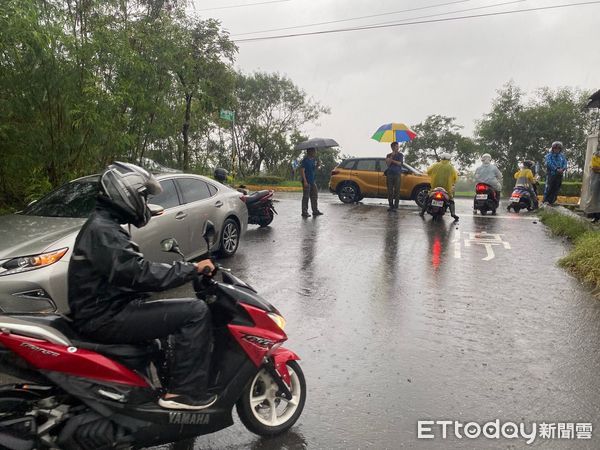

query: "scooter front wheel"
xmin=236 ymin=360 xmax=306 ymax=436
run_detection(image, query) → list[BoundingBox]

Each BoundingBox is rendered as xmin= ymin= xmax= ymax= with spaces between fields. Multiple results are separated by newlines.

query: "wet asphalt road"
xmin=151 ymin=192 xmax=600 ymax=450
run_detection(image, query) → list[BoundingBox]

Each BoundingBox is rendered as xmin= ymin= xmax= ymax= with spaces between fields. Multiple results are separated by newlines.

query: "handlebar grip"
xmin=192 ymin=275 xmax=204 ymax=293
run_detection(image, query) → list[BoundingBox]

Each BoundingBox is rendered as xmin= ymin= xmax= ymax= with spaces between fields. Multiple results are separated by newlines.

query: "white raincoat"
xmin=475 ymin=162 xmax=503 ymax=191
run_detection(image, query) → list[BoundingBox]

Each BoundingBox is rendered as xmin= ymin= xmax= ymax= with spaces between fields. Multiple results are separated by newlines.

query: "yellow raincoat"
xmin=514 ymin=168 xmax=535 ymax=187
xmin=426 ymin=160 xmax=458 ymax=198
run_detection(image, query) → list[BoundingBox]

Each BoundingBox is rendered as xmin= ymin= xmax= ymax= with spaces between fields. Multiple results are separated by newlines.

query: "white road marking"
xmin=453 ymin=232 xmax=461 ymax=258
xmin=482 ymin=243 xmax=495 ymax=261
xmin=463 ymin=232 xmax=511 ymax=261
xmin=469 ymin=213 xmax=536 ymax=220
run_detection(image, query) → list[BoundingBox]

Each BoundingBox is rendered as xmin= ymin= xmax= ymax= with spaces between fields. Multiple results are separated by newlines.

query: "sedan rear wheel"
xmin=219 ymin=218 xmax=239 ymax=257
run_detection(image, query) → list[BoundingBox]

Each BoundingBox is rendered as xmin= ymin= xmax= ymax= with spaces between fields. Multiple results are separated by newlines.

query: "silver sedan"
xmin=0 ymin=173 xmax=247 ymax=314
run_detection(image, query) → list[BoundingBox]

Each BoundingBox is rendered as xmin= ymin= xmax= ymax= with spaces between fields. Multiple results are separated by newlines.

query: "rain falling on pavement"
xmin=134 ymin=193 xmax=600 ymax=449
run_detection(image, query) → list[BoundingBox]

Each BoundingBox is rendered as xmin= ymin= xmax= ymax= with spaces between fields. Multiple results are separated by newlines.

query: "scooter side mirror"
xmin=160 ymin=238 xmax=184 ymax=258
xmin=203 ymin=220 xmax=216 ymax=252
xmin=148 ymin=203 xmax=165 ymax=217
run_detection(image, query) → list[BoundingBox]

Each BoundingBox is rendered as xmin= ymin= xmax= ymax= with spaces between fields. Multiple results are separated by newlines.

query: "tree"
xmin=476 ymin=82 xmax=593 ymax=192
xmin=475 ymin=82 xmax=526 ymax=192
xmin=0 ymin=0 xmax=239 ymax=209
xmin=233 ymin=72 xmax=330 ymax=176
xmin=170 ymin=17 xmax=236 ymax=171
xmin=404 ymin=115 xmax=478 ymax=170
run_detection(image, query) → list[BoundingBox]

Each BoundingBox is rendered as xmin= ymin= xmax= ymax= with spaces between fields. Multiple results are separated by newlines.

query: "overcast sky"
xmin=190 ymin=0 xmax=600 ymax=157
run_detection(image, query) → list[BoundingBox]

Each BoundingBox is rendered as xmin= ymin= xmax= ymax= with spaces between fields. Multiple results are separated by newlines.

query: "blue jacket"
xmin=545 ymin=152 xmax=567 ymax=176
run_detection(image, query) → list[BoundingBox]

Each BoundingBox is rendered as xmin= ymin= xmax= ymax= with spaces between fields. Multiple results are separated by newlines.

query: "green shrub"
xmin=538 ymin=209 xmax=590 ymax=241
xmin=538 ymin=181 xmax=581 ymax=197
xmin=559 ymin=231 xmax=600 ymax=292
xmin=244 ymin=175 xmax=285 ymax=185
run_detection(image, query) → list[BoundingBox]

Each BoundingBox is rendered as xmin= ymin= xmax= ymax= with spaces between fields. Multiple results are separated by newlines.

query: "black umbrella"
xmin=586 ymin=89 xmax=600 ymax=109
xmin=294 ymin=137 xmax=339 ymax=150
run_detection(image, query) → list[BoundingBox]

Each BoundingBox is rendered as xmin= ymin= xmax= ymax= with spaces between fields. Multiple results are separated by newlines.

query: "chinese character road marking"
xmin=463 ymin=232 xmax=511 ymax=261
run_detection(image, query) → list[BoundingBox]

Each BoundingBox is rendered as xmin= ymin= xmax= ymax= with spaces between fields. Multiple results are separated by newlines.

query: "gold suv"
xmin=329 ymin=157 xmax=431 ymax=207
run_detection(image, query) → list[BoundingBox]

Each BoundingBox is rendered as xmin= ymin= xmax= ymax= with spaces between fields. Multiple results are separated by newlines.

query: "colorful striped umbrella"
xmin=371 ymin=123 xmax=417 ymax=142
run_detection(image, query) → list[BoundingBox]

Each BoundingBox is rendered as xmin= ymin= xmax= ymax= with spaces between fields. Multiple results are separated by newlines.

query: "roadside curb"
xmin=539 ymin=203 xmax=600 ymax=229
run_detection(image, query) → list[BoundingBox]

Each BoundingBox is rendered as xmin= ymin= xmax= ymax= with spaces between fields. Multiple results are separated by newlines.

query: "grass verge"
xmin=538 ymin=209 xmax=600 ymax=294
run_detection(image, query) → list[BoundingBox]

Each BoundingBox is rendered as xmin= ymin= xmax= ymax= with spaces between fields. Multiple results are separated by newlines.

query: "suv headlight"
xmin=0 ymin=248 xmax=68 ymax=276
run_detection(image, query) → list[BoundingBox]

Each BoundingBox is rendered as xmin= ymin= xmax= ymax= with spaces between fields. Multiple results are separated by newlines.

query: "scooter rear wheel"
xmin=236 ymin=360 xmax=306 ymax=436
xmin=258 ymin=209 xmax=274 ymax=227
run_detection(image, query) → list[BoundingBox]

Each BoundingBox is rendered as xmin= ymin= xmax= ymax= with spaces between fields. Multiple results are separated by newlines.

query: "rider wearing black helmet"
xmin=68 ymin=162 xmax=217 ymax=410
xmin=213 ymin=167 xmax=229 ymax=184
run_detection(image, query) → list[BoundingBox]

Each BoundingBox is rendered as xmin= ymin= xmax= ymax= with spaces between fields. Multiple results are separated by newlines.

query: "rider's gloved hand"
xmin=194 ymin=259 xmax=215 ymax=276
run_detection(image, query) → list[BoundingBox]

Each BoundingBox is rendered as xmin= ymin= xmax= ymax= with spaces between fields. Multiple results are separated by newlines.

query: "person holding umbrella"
xmin=385 ymin=141 xmax=404 ymax=211
xmin=295 ymin=138 xmax=339 ymax=218
xmin=371 ymin=123 xmax=417 ymax=212
xmin=299 ymin=148 xmax=323 ymax=217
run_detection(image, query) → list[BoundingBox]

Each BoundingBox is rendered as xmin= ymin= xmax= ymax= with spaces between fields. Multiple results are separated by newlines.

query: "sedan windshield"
xmin=21 ymin=178 xmax=99 ymax=218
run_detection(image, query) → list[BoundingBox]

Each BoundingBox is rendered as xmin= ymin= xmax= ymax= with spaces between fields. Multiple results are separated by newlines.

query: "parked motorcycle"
xmin=0 ymin=222 xmax=304 ymax=449
xmin=507 ymin=186 xmax=537 ymax=213
xmin=424 ymin=187 xmax=450 ymax=220
xmin=241 ymin=190 xmax=277 ymax=227
xmin=473 ymin=183 xmax=499 ymax=215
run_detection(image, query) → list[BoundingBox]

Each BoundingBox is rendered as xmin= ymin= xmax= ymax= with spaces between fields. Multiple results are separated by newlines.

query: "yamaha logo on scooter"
xmin=168 ymin=412 xmax=210 ymax=425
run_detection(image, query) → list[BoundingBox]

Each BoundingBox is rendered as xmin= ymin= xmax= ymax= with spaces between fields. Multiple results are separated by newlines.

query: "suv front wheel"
xmin=413 ymin=185 xmax=429 ymax=208
xmin=337 ymin=182 xmax=360 ymax=203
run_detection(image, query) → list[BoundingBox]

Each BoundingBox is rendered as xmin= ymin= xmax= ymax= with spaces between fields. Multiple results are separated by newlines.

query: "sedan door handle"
xmin=175 ymin=212 xmax=188 ymax=220
xmin=214 ymin=201 xmax=223 ymax=208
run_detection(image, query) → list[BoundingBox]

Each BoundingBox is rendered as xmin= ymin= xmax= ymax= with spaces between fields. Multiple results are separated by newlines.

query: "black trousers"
xmin=544 ymin=173 xmax=563 ymax=204
xmin=386 ymin=173 xmax=401 ymax=207
xmin=302 ymin=182 xmax=319 ymax=213
xmin=81 ymin=298 xmax=212 ymax=398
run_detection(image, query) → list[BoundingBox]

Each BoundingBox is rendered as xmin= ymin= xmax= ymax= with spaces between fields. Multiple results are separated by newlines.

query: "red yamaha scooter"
xmin=0 ymin=222 xmax=305 ymax=449
xmin=240 ymin=190 xmax=277 ymax=227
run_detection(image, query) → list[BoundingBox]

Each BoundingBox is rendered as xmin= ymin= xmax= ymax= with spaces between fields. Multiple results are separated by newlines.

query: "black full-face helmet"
xmin=214 ymin=167 xmax=229 ymax=183
xmin=100 ymin=161 xmax=162 ymax=228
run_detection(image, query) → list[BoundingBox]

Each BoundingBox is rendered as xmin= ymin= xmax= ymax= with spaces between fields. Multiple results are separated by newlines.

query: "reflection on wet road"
xmin=156 ymin=193 xmax=600 ymax=449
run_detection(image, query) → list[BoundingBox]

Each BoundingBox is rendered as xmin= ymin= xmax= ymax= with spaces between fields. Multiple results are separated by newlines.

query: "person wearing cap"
xmin=420 ymin=152 xmax=460 ymax=221
xmin=543 ymin=141 xmax=568 ymax=205
xmin=68 ymin=162 xmax=217 ymax=411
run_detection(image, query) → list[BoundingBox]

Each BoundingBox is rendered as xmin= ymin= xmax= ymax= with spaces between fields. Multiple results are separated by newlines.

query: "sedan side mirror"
xmin=161 ymin=238 xmax=184 ymax=258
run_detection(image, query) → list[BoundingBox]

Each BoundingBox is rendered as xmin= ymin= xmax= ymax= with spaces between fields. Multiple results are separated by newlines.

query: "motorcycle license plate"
xmin=431 ymin=200 xmax=444 ymax=207
xmin=476 ymin=194 xmax=488 ymax=200
xmin=511 ymin=196 xmax=521 ymax=203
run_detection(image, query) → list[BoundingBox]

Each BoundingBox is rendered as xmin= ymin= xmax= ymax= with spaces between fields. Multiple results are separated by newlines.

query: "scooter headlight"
xmin=268 ymin=313 xmax=286 ymax=331
xmin=0 ymin=248 xmax=68 ymax=276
